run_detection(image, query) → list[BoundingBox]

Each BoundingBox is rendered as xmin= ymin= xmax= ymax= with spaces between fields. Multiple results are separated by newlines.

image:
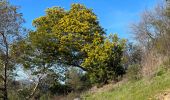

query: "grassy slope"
xmin=82 ymin=71 xmax=170 ymax=100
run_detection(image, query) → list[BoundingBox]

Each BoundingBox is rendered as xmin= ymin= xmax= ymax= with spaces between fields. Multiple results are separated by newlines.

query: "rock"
xmin=74 ymin=97 xmax=80 ymax=100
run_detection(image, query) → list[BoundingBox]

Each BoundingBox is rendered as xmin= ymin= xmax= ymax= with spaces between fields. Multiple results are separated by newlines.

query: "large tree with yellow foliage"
xmin=12 ymin=4 xmax=126 ymax=97
xmin=30 ymin=4 xmax=105 ymax=71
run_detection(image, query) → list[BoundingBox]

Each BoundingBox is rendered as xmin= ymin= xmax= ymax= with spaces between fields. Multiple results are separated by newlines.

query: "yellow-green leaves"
xmin=32 ymin=4 xmax=104 ymax=54
xmin=18 ymin=3 xmax=105 ymax=74
xmin=14 ymin=3 xmax=126 ymax=85
xmin=81 ymin=34 xmax=126 ymax=84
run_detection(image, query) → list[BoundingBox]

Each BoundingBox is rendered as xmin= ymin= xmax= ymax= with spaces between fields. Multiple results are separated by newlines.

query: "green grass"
xmin=82 ymin=71 xmax=170 ymax=100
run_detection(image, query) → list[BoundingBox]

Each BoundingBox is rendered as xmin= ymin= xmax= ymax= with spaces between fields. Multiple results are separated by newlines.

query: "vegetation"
xmin=0 ymin=0 xmax=24 ymax=99
xmin=83 ymin=68 xmax=170 ymax=100
xmin=0 ymin=0 xmax=170 ymax=100
xmin=10 ymin=3 xmax=127 ymax=99
xmin=82 ymin=0 xmax=170 ymax=99
xmin=81 ymin=34 xmax=126 ymax=84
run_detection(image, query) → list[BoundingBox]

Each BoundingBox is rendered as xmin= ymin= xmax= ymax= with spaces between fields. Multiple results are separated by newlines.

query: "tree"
xmin=29 ymin=3 xmax=127 ymax=85
xmin=166 ymin=0 xmax=170 ymax=15
xmin=12 ymin=4 xmax=127 ymax=96
xmin=65 ymin=68 xmax=84 ymax=92
xmin=31 ymin=4 xmax=105 ymax=71
xmin=11 ymin=38 xmax=66 ymax=99
xmin=11 ymin=3 xmax=105 ymax=98
xmin=130 ymin=1 xmax=170 ymax=77
xmin=81 ymin=34 xmax=126 ymax=84
xmin=131 ymin=2 xmax=170 ymax=55
xmin=0 ymin=0 xmax=24 ymax=99
xmin=125 ymin=43 xmax=142 ymax=65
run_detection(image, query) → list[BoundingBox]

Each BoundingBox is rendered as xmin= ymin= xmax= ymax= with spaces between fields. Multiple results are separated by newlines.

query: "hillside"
xmin=82 ymin=70 xmax=170 ymax=100
xmin=1 ymin=0 xmax=170 ymax=99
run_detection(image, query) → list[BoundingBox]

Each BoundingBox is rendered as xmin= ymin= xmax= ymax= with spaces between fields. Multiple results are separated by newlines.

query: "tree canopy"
xmin=12 ymin=3 xmax=126 ymax=86
xmin=10 ymin=3 xmax=127 ymax=99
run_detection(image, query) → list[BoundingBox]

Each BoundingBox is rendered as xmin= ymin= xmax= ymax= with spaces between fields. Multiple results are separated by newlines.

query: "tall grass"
xmin=82 ymin=70 xmax=170 ymax=100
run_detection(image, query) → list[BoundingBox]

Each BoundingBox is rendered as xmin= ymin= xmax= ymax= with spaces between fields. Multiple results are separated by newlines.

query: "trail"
xmin=156 ymin=90 xmax=170 ymax=100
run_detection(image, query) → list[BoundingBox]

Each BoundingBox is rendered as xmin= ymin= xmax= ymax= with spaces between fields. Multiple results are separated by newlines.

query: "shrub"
xmin=127 ymin=64 xmax=142 ymax=81
xmin=162 ymin=58 xmax=170 ymax=69
xmin=155 ymin=67 xmax=166 ymax=77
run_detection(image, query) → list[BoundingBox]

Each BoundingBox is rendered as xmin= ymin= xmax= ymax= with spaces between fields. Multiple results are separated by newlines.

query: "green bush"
xmin=127 ymin=64 xmax=142 ymax=81
xmin=154 ymin=58 xmax=170 ymax=77
xmin=154 ymin=64 xmax=168 ymax=77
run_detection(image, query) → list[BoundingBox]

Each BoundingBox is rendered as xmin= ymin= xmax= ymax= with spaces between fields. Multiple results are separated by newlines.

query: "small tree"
xmin=131 ymin=1 xmax=170 ymax=55
xmin=65 ymin=68 xmax=83 ymax=92
xmin=0 ymin=0 xmax=24 ymax=99
xmin=81 ymin=34 xmax=126 ymax=84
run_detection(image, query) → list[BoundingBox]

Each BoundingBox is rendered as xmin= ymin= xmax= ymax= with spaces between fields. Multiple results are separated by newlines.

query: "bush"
xmin=65 ymin=68 xmax=92 ymax=92
xmin=154 ymin=61 xmax=169 ymax=77
xmin=127 ymin=64 xmax=142 ymax=81
xmin=49 ymin=83 xmax=72 ymax=95
xmin=82 ymin=34 xmax=126 ymax=85
xmin=162 ymin=58 xmax=170 ymax=69
xmin=155 ymin=67 xmax=166 ymax=77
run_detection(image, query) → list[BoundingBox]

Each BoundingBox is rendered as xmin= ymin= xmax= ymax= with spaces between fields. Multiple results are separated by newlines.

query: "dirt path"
xmin=163 ymin=92 xmax=170 ymax=100
xmin=156 ymin=90 xmax=170 ymax=100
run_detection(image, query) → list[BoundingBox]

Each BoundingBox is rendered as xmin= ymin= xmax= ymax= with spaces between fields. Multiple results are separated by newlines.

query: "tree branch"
xmin=70 ymin=63 xmax=87 ymax=71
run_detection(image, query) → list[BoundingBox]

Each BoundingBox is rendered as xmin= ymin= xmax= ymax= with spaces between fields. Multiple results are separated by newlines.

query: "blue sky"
xmin=10 ymin=0 xmax=158 ymax=39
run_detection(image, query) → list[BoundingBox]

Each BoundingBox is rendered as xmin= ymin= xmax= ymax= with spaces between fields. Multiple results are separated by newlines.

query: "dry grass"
xmin=87 ymin=79 xmax=128 ymax=95
xmin=82 ymin=70 xmax=170 ymax=100
xmin=141 ymin=50 xmax=167 ymax=77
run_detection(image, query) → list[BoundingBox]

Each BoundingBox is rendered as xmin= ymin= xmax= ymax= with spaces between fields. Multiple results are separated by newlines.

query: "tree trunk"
xmin=4 ymin=61 xmax=8 ymax=100
xmin=26 ymin=82 xmax=39 ymax=100
xmin=1 ymin=32 xmax=9 ymax=100
xmin=26 ymin=76 xmax=42 ymax=100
